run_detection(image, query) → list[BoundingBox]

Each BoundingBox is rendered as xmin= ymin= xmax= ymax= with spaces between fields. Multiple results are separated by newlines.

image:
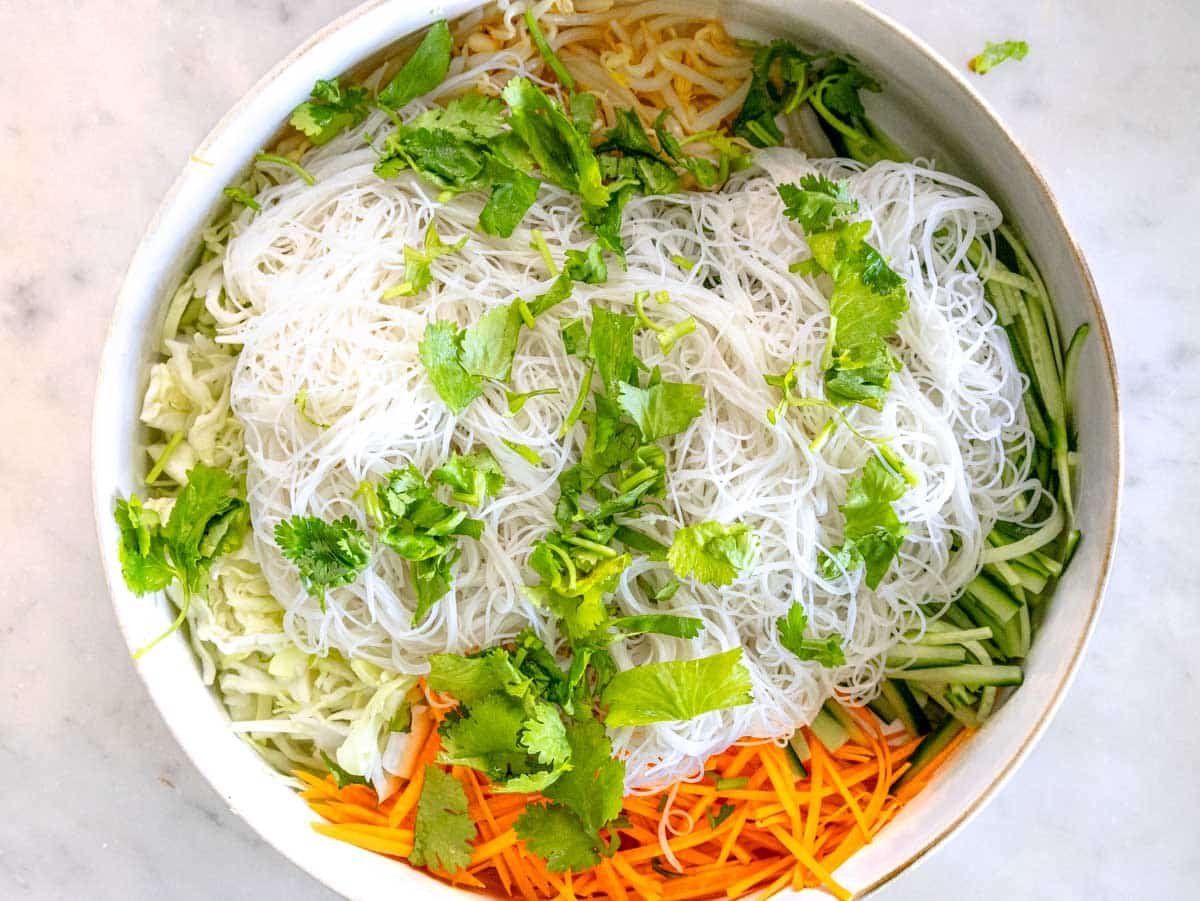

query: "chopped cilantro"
xmin=524 ymin=9 xmax=575 ymax=91
xmin=589 ymin=308 xmax=638 ymax=394
xmin=377 ymin=21 xmax=453 ymax=110
xmin=274 ymin=515 xmax=370 ymax=607
xmin=460 ymin=303 xmax=523 ymax=381
xmin=384 ymin=222 xmax=467 ymax=298
xmin=223 ymin=186 xmax=261 ymax=211
xmin=805 ymin=219 xmax=909 ymax=410
xmin=969 ymin=40 xmax=1029 ymax=75
xmin=506 ymin=387 xmax=560 ymax=416
xmin=502 ymin=439 xmax=542 ymax=465
xmin=601 ymin=648 xmax=755 ymax=727
xmin=431 ymin=450 xmax=505 ymax=507
xmin=289 ymin=78 xmax=369 ymax=145
xmin=820 ymin=455 xmax=908 ymax=589
xmin=543 ymin=714 xmax=625 ymax=832
xmin=778 ymin=175 xmax=859 ymax=233
xmin=114 ymin=465 xmax=249 ymax=658
xmin=514 ymin=803 xmax=606 ymax=872
xmin=419 ymin=321 xmax=482 ymax=413
xmin=359 ymin=466 xmax=485 ymax=623
xmin=410 ymin=765 xmax=476 ymax=875
xmin=617 ymin=378 xmax=705 ymax=442
xmin=319 ymin=751 xmax=369 ymax=789
xmin=776 ymin=601 xmax=846 ymax=666
xmin=667 ymin=521 xmax=758 ymax=586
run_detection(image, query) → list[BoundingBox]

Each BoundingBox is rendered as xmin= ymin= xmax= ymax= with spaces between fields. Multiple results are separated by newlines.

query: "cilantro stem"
xmin=617 ymin=466 xmax=658 ymax=494
xmin=807 ymin=89 xmax=873 ymax=148
xmin=878 ymin=444 xmax=919 ymax=487
xmin=530 ymin=229 xmax=558 ymax=276
xmin=516 ymin=299 xmax=536 ymax=329
xmin=634 ymin=290 xmax=663 ymax=333
xmin=558 ymin=362 xmax=593 ymax=439
xmin=255 ymin=152 xmax=316 ymax=186
xmin=144 ymin=430 xmax=185 ymax=485
xmin=562 ymin=534 xmax=620 ymax=558
xmin=658 ymin=318 xmax=696 ymax=355
xmin=132 ymin=582 xmax=190 ymax=660
xmin=502 ymin=439 xmax=541 ymax=465
xmin=524 ymin=9 xmax=575 ymax=92
xmin=810 ymin=418 xmax=837 ymax=452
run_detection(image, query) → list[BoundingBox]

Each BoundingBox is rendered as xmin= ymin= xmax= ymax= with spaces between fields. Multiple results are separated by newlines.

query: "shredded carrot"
xmin=298 ymin=703 xmax=966 ymax=899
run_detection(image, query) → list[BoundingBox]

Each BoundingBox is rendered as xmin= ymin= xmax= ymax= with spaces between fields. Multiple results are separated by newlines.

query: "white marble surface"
xmin=2 ymin=1 xmax=1196 ymax=898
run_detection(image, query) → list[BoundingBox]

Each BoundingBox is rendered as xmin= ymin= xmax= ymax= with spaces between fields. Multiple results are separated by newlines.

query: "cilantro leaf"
xmin=113 ymin=464 xmax=249 ymax=658
xmin=114 ymin=496 xmax=174 ymax=594
xmin=616 ymin=379 xmax=705 ymax=442
xmin=601 ymin=648 xmax=754 ymax=727
xmin=289 ymin=78 xmax=369 ymax=145
xmin=223 ymin=186 xmax=261 ymax=211
xmin=361 ymin=466 xmax=485 ymax=623
xmin=162 ymin=464 xmax=248 ymax=592
xmin=543 ymin=714 xmax=625 ymax=833
xmin=419 ymin=321 xmax=483 ymax=413
xmin=732 ymin=41 xmax=811 ymax=147
xmin=274 ymin=515 xmax=370 ymax=603
xmin=806 ymin=220 xmax=908 ymax=410
xmin=514 ymin=803 xmax=605 ymax=872
xmin=378 ymin=20 xmax=453 ymax=111
xmin=820 ymin=455 xmax=908 ymax=589
xmin=563 ymin=243 xmax=608 ymax=284
xmin=607 ymin=614 xmax=705 ymax=639
xmin=478 ymin=162 xmax=541 ymax=237
xmin=778 ymin=175 xmax=859 ymax=233
xmin=589 ymin=308 xmax=638 ymax=393
xmin=410 ymin=765 xmax=476 ymax=875
xmin=526 ymin=549 xmax=631 ymax=642
xmin=969 ymin=40 xmax=1029 ymax=75
xmin=460 ymin=303 xmax=523 ymax=381
xmin=439 ymin=692 xmax=529 ymax=776
xmin=776 ymin=601 xmax=846 ymax=666
xmin=501 ymin=77 xmax=612 ymax=210
xmin=388 ymin=222 xmax=467 ymax=298
xmin=428 ymin=652 xmax=514 ymax=705
xmin=521 ymin=701 xmax=572 ymax=767
xmin=668 ymin=521 xmax=758 ymax=587
xmin=407 ymin=92 xmax=508 ymax=140
xmin=431 ymin=450 xmax=505 ymax=506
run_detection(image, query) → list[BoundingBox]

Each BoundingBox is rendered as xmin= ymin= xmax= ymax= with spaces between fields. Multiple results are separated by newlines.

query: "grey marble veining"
xmin=1 ymin=1 xmax=1195 ymax=898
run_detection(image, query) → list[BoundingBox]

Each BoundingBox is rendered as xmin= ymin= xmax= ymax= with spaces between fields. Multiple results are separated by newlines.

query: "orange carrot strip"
xmin=596 ymin=859 xmax=629 ymax=901
xmin=894 ymin=728 xmax=974 ymax=803
xmin=716 ymin=805 xmax=752 ymax=865
xmin=725 ymin=857 xmax=793 ymax=898
xmin=766 ymin=824 xmax=850 ymax=901
xmin=803 ymin=735 xmax=825 ymax=850
xmin=313 ymin=822 xmax=414 ymax=857
xmin=471 ymin=829 xmax=519 ymax=864
xmin=609 ymin=852 xmax=663 ymax=901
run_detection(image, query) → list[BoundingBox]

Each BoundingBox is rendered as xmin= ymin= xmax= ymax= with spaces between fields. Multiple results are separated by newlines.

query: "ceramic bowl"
xmin=92 ymin=1 xmax=1121 ymax=896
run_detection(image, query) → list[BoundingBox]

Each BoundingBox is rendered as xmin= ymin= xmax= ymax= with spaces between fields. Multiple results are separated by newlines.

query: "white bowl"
xmin=91 ymin=1 xmax=1122 ymax=897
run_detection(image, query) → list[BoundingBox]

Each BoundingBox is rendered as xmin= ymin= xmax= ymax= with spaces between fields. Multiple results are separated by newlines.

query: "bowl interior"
xmin=92 ymin=1 xmax=1120 ymax=897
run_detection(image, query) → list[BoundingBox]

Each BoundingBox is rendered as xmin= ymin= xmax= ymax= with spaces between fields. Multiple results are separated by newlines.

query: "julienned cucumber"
xmin=809 ymin=705 xmax=849 ymax=752
xmin=885 ymin=644 xmax=968 ymax=668
xmin=891 ymin=664 xmax=1023 ymax=687
xmin=895 ymin=716 xmax=965 ymax=789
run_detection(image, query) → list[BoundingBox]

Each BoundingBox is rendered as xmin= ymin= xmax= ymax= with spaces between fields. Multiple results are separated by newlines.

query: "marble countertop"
xmin=2 ymin=1 xmax=1196 ymax=898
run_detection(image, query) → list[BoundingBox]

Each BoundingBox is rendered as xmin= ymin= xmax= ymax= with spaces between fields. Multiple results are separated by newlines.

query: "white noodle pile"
xmin=204 ymin=62 xmax=1036 ymax=788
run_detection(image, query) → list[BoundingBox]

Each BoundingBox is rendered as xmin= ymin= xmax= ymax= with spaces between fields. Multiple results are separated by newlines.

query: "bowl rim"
xmin=91 ymin=1 xmax=1122 ymax=897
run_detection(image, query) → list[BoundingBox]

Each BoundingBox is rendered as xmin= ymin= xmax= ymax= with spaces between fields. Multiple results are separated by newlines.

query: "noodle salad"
xmin=112 ymin=2 xmax=1086 ymax=896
